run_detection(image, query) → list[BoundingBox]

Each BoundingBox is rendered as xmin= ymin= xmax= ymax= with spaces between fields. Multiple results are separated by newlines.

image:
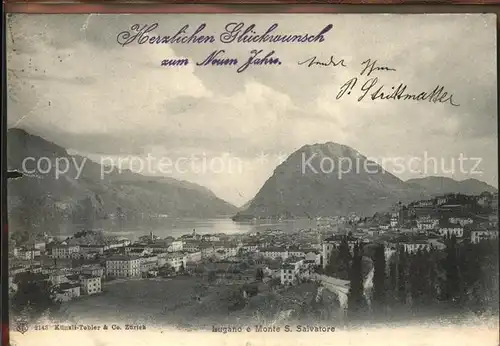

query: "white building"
xmin=106 ymin=256 xmax=141 ymax=278
xmin=280 ymin=259 xmax=304 ymax=286
xmin=200 ymin=245 xmax=215 ymax=259
xmin=80 ymin=275 xmax=102 ymax=295
xmin=8 ymin=276 xmax=18 ymax=295
xmin=185 ymin=251 xmax=202 ymax=263
xmin=49 ymin=271 xmax=69 ymax=286
xmin=242 ymin=243 xmax=259 ymax=252
xmin=107 ymin=240 xmax=130 ymax=249
xmin=13 ymin=247 xmax=41 ymax=260
xmin=182 ymin=242 xmax=200 ymax=252
xmin=128 ymin=248 xmax=150 ymax=257
xmin=305 ymin=251 xmax=321 ymax=266
xmin=79 ymin=245 xmax=105 ymax=255
xmin=438 ymin=225 xmax=464 ymax=238
xmin=224 ymin=246 xmax=239 ymax=258
xmin=417 ymin=200 xmax=434 ymax=207
xmin=436 ymin=196 xmax=449 ymax=206
xmin=125 ymin=246 xmax=152 ymax=256
xmin=416 ymin=218 xmax=439 ymax=231
xmin=288 ymin=248 xmax=306 ymax=258
xmin=80 ymin=265 xmax=105 ymax=278
xmin=28 ymin=241 xmax=46 ymax=251
xmin=140 ymin=256 xmax=159 ymax=272
xmin=168 ymin=241 xmax=184 ymax=252
xmin=488 ymin=215 xmax=498 ymax=228
xmin=402 ymin=242 xmax=431 ymax=254
xmin=260 ymin=247 xmax=288 ymax=260
xmin=52 ymin=245 xmax=80 ymax=259
xmin=166 ymin=252 xmax=187 ymax=272
xmin=322 ymin=235 xmax=358 ymax=268
xmin=10 ymin=266 xmax=28 ymax=276
xmin=471 ymin=229 xmax=499 ymax=244
xmin=390 ymin=213 xmax=399 ymax=228
xmin=55 ymin=283 xmax=81 ymax=302
xmin=449 ymin=217 xmax=474 ymax=227
xmin=201 ymin=235 xmax=220 ymax=242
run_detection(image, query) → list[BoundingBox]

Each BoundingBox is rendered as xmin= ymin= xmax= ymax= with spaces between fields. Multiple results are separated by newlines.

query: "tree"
xmin=207 ymin=270 xmax=217 ymax=283
xmin=444 ymin=235 xmax=460 ymax=305
xmin=409 ymin=250 xmax=427 ymax=310
xmin=324 ymin=238 xmax=351 ymax=280
xmin=255 ymin=267 xmax=265 ymax=282
xmin=337 ymin=237 xmax=352 ymax=280
xmin=387 ymin=257 xmax=398 ymax=307
xmin=10 ymin=230 xmax=30 ymax=246
xmin=372 ymin=244 xmax=386 ymax=315
xmin=413 ymin=248 xmax=438 ymax=309
xmin=11 ymin=272 xmax=60 ymax=322
xmin=324 ymin=248 xmax=339 ymax=276
xmin=178 ymin=261 xmax=185 ymax=274
xmin=159 ymin=264 xmax=174 ymax=277
xmin=347 ymin=243 xmax=367 ymax=320
xmin=457 ymin=239 xmax=499 ymax=313
xmin=397 ymin=248 xmax=408 ymax=305
xmin=138 ymin=235 xmax=152 ymax=243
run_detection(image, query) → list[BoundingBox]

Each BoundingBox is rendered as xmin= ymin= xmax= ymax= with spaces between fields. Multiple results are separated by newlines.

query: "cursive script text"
xmin=117 ymin=23 xmax=214 ymax=46
xmin=220 ymin=23 xmax=333 ymax=44
xmin=297 ymin=56 xmax=347 ymax=68
xmin=360 ymin=59 xmax=396 ymax=76
xmin=196 ymin=49 xmax=281 ymax=73
xmin=337 ymin=77 xmax=459 ymax=107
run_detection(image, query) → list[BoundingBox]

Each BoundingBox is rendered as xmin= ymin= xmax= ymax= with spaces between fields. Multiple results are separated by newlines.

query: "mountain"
xmin=234 ymin=142 xmax=427 ymax=220
xmin=406 ymin=176 xmax=497 ymax=196
xmin=234 ymin=143 xmax=497 ymax=220
xmin=7 ymin=128 xmax=238 ymax=228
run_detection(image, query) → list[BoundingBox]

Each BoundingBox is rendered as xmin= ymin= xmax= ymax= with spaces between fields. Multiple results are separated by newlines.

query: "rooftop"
xmin=129 ymin=248 xmax=146 ymax=253
xmin=165 ymin=252 xmax=185 ymax=259
xmin=403 ymin=240 xmax=430 ymax=245
xmin=58 ymin=282 xmax=80 ymax=290
xmin=261 ymin=247 xmax=286 ymax=252
xmin=323 ymin=235 xmax=358 ymax=242
xmin=80 ymin=274 xmax=100 ymax=280
xmin=53 ymin=244 xmax=80 ymax=249
xmin=106 ymin=255 xmax=140 ymax=261
xmin=438 ymin=222 xmax=464 ymax=229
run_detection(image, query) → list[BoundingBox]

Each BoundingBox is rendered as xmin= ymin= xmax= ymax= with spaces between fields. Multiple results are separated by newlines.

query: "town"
xmin=8 ymin=191 xmax=499 ymax=324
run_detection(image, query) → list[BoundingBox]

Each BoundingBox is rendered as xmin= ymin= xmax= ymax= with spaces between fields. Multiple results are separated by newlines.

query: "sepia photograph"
xmin=4 ymin=11 xmax=499 ymax=346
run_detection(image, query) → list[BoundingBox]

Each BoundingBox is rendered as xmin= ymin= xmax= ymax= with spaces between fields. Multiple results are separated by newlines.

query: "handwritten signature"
xmin=337 ymin=77 xmax=460 ymax=107
xmin=297 ymin=56 xmax=347 ymax=68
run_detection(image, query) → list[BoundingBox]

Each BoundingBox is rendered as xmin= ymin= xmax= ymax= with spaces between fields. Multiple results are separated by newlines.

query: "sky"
xmin=6 ymin=13 xmax=498 ymax=206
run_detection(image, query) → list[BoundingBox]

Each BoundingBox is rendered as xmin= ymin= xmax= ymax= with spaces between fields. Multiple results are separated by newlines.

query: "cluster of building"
xmin=9 ymin=226 xmax=329 ymax=298
xmin=9 ymin=192 xmax=498 ymax=300
xmin=9 ymin=264 xmax=103 ymax=302
xmin=255 ymin=247 xmax=322 ymax=286
xmin=321 ymin=192 xmax=499 ymax=264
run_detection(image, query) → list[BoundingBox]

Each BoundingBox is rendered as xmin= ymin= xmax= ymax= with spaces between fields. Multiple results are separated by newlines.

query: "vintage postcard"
xmin=5 ymin=12 xmax=499 ymax=346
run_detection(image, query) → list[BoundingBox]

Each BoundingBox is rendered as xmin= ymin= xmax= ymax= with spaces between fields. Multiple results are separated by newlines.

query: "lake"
xmin=50 ymin=218 xmax=328 ymax=241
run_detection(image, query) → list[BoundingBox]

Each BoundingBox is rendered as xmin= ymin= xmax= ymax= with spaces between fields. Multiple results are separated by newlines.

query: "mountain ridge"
xmin=234 ymin=142 xmax=497 ymax=220
xmin=7 ymin=129 xmax=496 ymax=224
xmin=7 ymin=128 xmax=238 ymax=229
